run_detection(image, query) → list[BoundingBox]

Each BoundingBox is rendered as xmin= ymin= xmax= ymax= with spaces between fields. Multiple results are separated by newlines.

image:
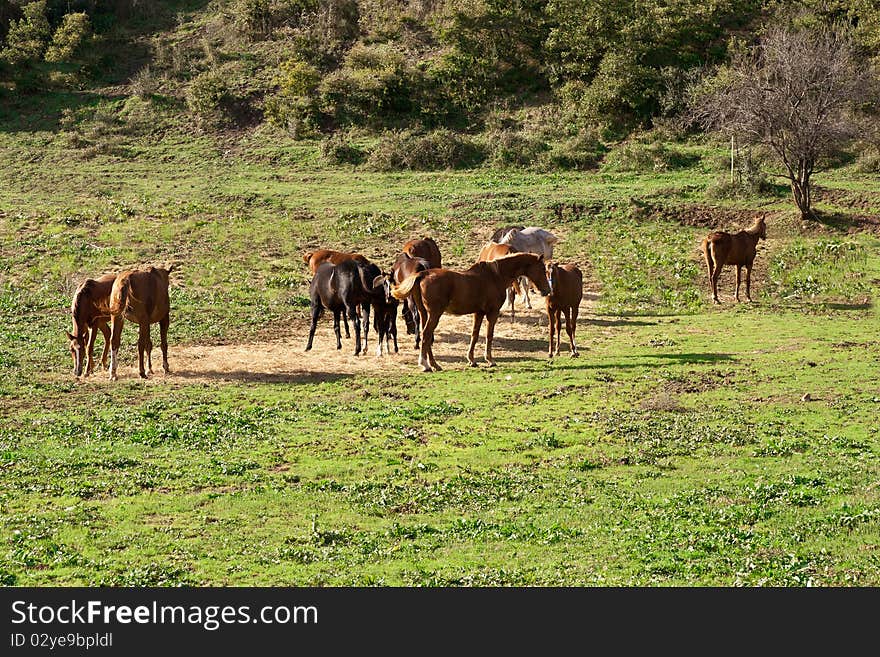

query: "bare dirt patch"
xmin=103 ymin=293 xmax=601 ymax=383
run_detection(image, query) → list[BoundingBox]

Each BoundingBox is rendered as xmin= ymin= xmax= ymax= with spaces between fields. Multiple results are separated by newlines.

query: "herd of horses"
xmin=66 ymin=217 xmax=768 ymax=379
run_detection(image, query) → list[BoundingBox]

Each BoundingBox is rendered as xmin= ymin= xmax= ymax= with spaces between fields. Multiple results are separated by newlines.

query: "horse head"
xmin=521 ymin=253 xmax=551 ymax=297
xmin=756 ymin=214 xmax=767 ymax=240
xmin=66 ymin=330 xmax=87 ymax=377
xmin=545 ymin=261 xmax=560 ymax=296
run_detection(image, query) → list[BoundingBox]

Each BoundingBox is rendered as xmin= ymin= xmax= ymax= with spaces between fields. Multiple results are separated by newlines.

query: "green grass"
xmin=1 ymin=121 xmax=879 ymax=586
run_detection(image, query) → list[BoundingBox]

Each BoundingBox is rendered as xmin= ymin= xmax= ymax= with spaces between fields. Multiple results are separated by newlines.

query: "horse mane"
xmin=745 ymin=216 xmax=765 ymax=235
xmin=70 ymin=279 xmax=95 ymax=330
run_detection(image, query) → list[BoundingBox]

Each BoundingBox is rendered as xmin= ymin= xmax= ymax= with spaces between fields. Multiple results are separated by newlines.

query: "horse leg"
xmin=343 ymin=313 xmax=350 ymax=339
xmin=547 ymin=306 xmax=556 ymax=358
xmin=704 ymin=252 xmax=715 ymax=303
xmin=522 ymin=277 xmax=532 ymax=309
xmin=333 ymin=310 xmax=342 ymax=349
xmin=144 ymin=324 xmax=154 ymax=375
xmin=484 ymin=311 xmax=499 ymax=367
xmin=109 ymin=316 xmax=124 ymax=381
xmin=735 ymin=265 xmax=742 ymax=302
xmin=98 ymin=322 xmax=111 ymax=370
xmin=350 ymin=305 xmax=362 ymax=356
xmin=420 ymin=312 xmax=441 ymax=372
xmin=745 ymin=264 xmax=753 ymax=302
xmin=568 ymin=306 xmax=579 ymax=357
xmin=305 ymin=304 xmax=322 ymax=351
xmin=85 ymin=325 xmax=98 ymax=376
xmin=467 ymin=313 xmax=484 ymax=367
xmin=136 ymin=323 xmax=150 ymax=379
xmin=361 ymin=302 xmax=370 ymax=354
xmin=159 ymin=314 xmax=170 ymax=374
xmin=711 ymin=261 xmax=724 ymax=304
xmin=507 ymin=286 xmax=516 ymax=322
xmin=414 ymin=298 xmax=426 ymax=350
xmin=391 ymin=314 xmax=399 ymax=353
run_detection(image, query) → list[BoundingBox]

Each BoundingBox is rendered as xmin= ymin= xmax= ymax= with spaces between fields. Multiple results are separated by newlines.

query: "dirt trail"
xmin=109 ymin=293 xmax=600 ymax=384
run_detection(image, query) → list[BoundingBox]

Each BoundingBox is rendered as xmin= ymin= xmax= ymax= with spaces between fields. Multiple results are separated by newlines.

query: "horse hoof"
xmin=486 ymin=361 xmax=496 ymax=368
xmin=571 ymin=351 xmax=579 ymax=358
xmin=421 ymin=366 xmax=433 ymax=373
xmin=139 ymin=372 xmax=148 ymax=379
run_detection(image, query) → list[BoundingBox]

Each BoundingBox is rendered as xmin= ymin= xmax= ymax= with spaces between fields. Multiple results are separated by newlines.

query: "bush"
xmin=320 ymin=133 xmax=365 ymax=165
xmin=44 ymin=11 xmax=90 ymax=63
xmin=319 ymin=43 xmax=415 ymax=127
xmin=186 ymin=70 xmax=231 ymax=126
xmin=265 ymin=58 xmax=322 ymax=137
xmin=854 ymin=151 xmax=880 ymax=173
xmin=230 ymin=0 xmax=316 ymax=40
xmin=486 ymin=129 xmax=548 ymax=168
xmin=365 ymin=129 xmax=484 ymax=171
xmin=603 ymin=140 xmax=698 ymax=172
xmin=1 ymin=0 xmax=50 ymax=65
xmin=545 ymin=129 xmax=606 ymax=170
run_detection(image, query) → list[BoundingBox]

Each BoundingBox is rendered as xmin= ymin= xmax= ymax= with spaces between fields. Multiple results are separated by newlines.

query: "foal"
xmin=545 ymin=262 xmax=583 ymax=358
xmin=477 ymin=240 xmax=522 ymax=319
xmin=701 ymin=215 xmax=767 ymax=303
xmin=67 ymin=273 xmax=116 ymax=377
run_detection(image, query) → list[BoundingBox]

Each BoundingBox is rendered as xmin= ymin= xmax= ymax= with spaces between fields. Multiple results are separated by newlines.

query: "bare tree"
xmin=694 ymin=25 xmax=876 ymax=219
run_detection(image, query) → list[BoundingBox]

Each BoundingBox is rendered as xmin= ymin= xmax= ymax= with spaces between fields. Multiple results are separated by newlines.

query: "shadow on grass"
xmin=171 ymin=368 xmax=353 ymax=385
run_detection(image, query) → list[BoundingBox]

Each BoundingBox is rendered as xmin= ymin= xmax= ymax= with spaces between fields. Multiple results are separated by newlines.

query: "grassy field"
xmin=1 ymin=122 xmax=879 ymax=586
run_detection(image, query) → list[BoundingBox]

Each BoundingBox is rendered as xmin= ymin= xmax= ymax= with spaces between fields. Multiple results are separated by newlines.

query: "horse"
xmin=545 ymin=262 xmax=583 ymax=358
xmin=701 ymin=215 xmax=767 ymax=303
xmin=490 ymin=225 xmax=524 ymax=243
xmin=67 ymin=272 xmax=116 ymax=377
xmin=108 ymin=266 xmax=173 ymax=381
xmin=371 ymin=274 xmax=400 ymax=356
xmin=497 ymin=227 xmax=559 ymax=309
xmin=302 ymin=249 xmax=370 ymax=337
xmin=391 ymin=252 xmax=432 ymax=348
xmin=302 ymin=249 xmax=369 ymax=275
xmin=476 ymin=241 xmax=523 ymax=320
xmin=306 ymin=258 xmax=391 ymax=356
xmin=402 ymin=237 xmax=442 ymax=269
xmin=391 ymin=252 xmax=551 ymax=372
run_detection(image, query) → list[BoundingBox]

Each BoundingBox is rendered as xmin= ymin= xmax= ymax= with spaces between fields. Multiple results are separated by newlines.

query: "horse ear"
xmin=538 ymin=253 xmax=545 ymax=262
xmin=372 ymin=274 xmax=386 ymax=289
xmin=167 ymin=263 xmax=176 ymax=274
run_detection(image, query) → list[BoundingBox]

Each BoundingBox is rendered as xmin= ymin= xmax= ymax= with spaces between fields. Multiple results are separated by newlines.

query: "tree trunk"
xmin=789 ymin=158 xmax=814 ymax=220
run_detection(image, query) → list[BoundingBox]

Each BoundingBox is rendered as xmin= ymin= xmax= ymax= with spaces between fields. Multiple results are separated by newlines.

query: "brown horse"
xmin=302 ymin=249 xmax=369 ymax=275
xmin=477 ymin=240 xmax=523 ymax=319
xmin=108 ymin=266 xmax=173 ymax=381
xmin=545 ymin=262 xmax=583 ymax=358
xmin=701 ymin=215 xmax=767 ymax=303
xmin=391 ymin=252 xmax=551 ymax=372
xmin=402 ymin=237 xmax=442 ymax=269
xmin=67 ymin=273 xmax=116 ymax=377
xmin=394 ymin=238 xmax=442 ymax=346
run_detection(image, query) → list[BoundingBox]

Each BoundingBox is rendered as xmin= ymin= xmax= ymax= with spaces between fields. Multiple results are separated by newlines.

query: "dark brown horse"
xmin=701 ymin=215 xmax=767 ymax=303
xmin=108 ymin=266 xmax=173 ymax=380
xmin=67 ymin=273 xmax=116 ymax=377
xmin=391 ymin=252 xmax=551 ymax=372
xmin=545 ymin=262 xmax=583 ymax=358
xmin=395 ymin=238 xmax=442 ymax=347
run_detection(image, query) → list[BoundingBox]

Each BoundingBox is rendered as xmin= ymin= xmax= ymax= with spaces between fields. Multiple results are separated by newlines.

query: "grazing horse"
xmin=476 ymin=241 xmax=522 ymax=319
xmin=306 ymin=259 xmax=391 ymax=356
xmin=67 ymin=272 xmax=116 ymax=377
xmin=402 ymin=237 xmax=442 ymax=269
xmin=701 ymin=215 xmax=767 ymax=303
xmin=391 ymin=252 xmax=551 ymax=372
xmin=108 ymin=266 xmax=173 ymax=381
xmin=545 ymin=262 xmax=583 ymax=358
xmin=497 ymin=227 xmax=559 ymax=309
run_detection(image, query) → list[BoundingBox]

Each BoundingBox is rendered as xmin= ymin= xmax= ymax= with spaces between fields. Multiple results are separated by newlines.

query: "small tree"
xmin=695 ymin=25 xmax=876 ymax=219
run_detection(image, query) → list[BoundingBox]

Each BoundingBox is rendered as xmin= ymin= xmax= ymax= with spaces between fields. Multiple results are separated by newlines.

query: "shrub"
xmin=230 ymin=0 xmax=317 ymax=40
xmin=365 ymin=129 xmax=484 ymax=171
xmin=186 ymin=70 xmax=231 ymax=126
xmin=129 ymin=66 xmax=159 ymax=98
xmin=545 ymin=129 xmax=607 ymax=170
xmin=603 ymin=140 xmax=698 ymax=172
xmin=1 ymin=0 xmax=50 ymax=65
xmin=320 ymin=133 xmax=365 ymax=165
xmin=265 ymin=58 xmax=322 ymax=137
xmin=486 ymin=129 xmax=548 ymax=168
xmin=854 ymin=151 xmax=880 ymax=173
xmin=44 ymin=11 xmax=91 ymax=63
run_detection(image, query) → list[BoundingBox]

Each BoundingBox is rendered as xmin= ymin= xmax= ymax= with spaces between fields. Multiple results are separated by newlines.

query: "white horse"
xmin=498 ymin=227 xmax=559 ymax=309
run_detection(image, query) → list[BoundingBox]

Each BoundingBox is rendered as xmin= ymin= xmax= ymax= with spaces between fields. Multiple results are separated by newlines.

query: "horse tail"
xmin=109 ymin=271 xmax=134 ymax=315
xmin=391 ymin=271 xmax=427 ymax=301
